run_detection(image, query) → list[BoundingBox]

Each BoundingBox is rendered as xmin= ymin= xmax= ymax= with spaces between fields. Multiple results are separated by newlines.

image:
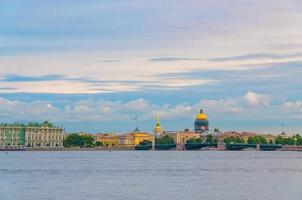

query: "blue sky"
xmin=0 ymin=0 xmax=302 ymax=134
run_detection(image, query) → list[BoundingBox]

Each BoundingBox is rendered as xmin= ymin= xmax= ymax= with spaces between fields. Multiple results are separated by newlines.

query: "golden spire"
xmin=153 ymin=112 xmax=163 ymax=136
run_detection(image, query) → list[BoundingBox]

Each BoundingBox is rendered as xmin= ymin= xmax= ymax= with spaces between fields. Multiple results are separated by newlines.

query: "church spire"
xmin=153 ymin=112 xmax=163 ymax=136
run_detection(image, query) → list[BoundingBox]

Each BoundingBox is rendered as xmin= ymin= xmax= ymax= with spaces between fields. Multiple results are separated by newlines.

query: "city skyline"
xmin=1 ymin=1 xmax=302 ymax=133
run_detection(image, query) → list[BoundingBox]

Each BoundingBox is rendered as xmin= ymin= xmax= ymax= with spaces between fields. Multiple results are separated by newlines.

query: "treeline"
xmin=186 ymin=134 xmax=218 ymax=144
xmin=274 ymin=134 xmax=302 ymax=145
xmin=223 ymin=134 xmax=302 ymax=145
xmin=223 ymin=136 xmax=270 ymax=144
xmin=64 ymin=134 xmax=97 ymax=148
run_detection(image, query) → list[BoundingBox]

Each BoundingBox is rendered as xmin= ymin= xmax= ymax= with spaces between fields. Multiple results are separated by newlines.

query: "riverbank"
xmin=2 ymin=145 xmax=302 ymax=151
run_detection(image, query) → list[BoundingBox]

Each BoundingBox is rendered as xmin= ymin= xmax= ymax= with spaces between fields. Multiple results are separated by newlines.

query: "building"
xmin=0 ymin=121 xmax=64 ymax=149
xmin=131 ymin=127 xmax=155 ymax=146
xmin=194 ymin=109 xmax=209 ymax=133
xmin=118 ymin=133 xmax=135 ymax=148
xmin=153 ymin=112 xmax=163 ymax=136
xmin=25 ymin=121 xmax=64 ymax=148
xmin=119 ymin=128 xmax=155 ymax=148
xmin=0 ymin=124 xmax=25 ymax=149
xmin=95 ymin=128 xmax=155 ymax=149
xmin=217 ymin=131 xmax=275 ymax=143
xmin=163 ymin=130 xmax=200 ymax=144
xmin=95 ymin=133 xmax=119 ymax=148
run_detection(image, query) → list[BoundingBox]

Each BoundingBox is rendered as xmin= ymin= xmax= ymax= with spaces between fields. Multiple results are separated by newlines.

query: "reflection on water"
xmin=1 ymin=151 xmax=302 ymax=200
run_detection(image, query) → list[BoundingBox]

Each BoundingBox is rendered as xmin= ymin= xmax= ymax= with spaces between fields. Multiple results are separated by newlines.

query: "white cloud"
xmin=282 ymin=101 xmax=302 ymax=113
xmin=243 ymin=92 xmax=270 ymax=108
xmin=0 ymin=92 xmax=300 ymax=126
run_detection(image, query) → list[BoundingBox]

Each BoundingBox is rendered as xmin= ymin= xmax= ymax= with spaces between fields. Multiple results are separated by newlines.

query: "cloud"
xmin=282 ymin=101 xmax=302 ymax=113
xmin=209 ymin=53 xmax=302 ymax=62
xmin=243 ymin=92 xmax=270 ymax=108
xmin=209 ymin=54 xmax=284 ymax=62
xmin=0 ymin=92 xmax=300 ymax=126
xmin=149 ymin=57 xmax=201 ymax=62
xmin=99 ymin=60 xmax=120 ymax=63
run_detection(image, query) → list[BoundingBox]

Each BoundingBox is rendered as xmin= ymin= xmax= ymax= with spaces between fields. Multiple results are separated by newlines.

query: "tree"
xmin=186 ymin=137 xmax=203 ymax=144
xmin=295 ymin=134 xmax=302 ymax=145
xmin=95 ymin=141 xmax=103 ymax=147
xmin=156 ymin=135 xmax=175 ymax=145
xmin=64 ymin=134 xmax=95 ymax=147
xmin=223 ymin=136 xmax=245 ymax=144
xmin=274 ymin=136 xmax=284 ymax=145
xmin=80 ymin=135 xmax=95 ymax=147
xmin=206 ymin=134 xmax=214 ymax=144
xmin=64 ymin=134 xmax=83 ymax=147
xmin=247 ymin=137 xmax=257 ymax=144
xmin=139 ymin=140 xmax=152 ymax=146
xmin=247 ymin=136 xmax=267 ymax=144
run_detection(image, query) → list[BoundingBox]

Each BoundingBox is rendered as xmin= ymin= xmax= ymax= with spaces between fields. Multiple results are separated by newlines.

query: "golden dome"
xmin=196 ymin=109 xmax=207 ymax=120
xmin=196 ymin=113 xmax=207 ymax=120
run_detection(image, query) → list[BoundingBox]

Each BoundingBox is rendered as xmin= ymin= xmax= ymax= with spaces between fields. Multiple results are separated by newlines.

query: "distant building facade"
xmin=217 ymin=131 xmax=275 ymax=143
xmin=0 ymin=125 xmax=25 ymax=149
xmin=95 ymin=129 xmax=155 ymax=149
xmin=131 ymin=128 xmax=155 ymax=146
xmin=118 ymin=133 xmax=135 ymax=148
xmin=0 ymin=121 xmax=64 ymax=149
xmin=163 ymin=130 xmax=200 ymax=144
xmin=194 ymin=109 xmax=209 ymax=133
xmin=95 ymin=133 xmax=119 ymax=148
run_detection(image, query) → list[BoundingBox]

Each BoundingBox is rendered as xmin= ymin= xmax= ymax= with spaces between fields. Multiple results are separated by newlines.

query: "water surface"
xmin=1 ymin=151 xmax=302 ymax=200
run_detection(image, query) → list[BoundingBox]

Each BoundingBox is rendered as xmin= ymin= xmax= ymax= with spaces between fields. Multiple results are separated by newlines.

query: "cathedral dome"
xmin=194 ymin=109 xmax=209 ymax=133
xmin=196 ymin=109 xmax=207 ymax=120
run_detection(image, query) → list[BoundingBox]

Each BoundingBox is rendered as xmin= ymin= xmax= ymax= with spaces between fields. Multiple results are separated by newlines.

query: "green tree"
xmin=223 ymin=136 xmax=245 ymax=144
xmin=64 ymin=134 xmax=83 ymax=147
xmin=206 ymin=134 xmax=214 ymax=144
xmin=80 ymin=135 xmax=95 ymax=147
xmin=95 ymin=141 xmax=103 ymax=147
xmin=257 ymin=136 xmax=268 ymax=144
xmin=186 ymin=137 xmax=203 ymax=144
xmin=139 ymin=140 xmax=152 ymax=146
xmin=295 ymin=134 xmax=302 ymax=145
xmin=64 ymin=134 xmax=95 ymax=147
xmin=248 ymin=136 xmax=267 ymax=144
xmin=247 ymin=137 xmax=257 ymax=144
xmin=156 ymin=135 xmax=175 ymax=145
xmin=274 ymin=136 xmax=284 ymax=145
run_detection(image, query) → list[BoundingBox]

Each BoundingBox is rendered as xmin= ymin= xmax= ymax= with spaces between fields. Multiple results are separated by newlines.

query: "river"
xmin=1 ymin=151 xmax=302 ymax=200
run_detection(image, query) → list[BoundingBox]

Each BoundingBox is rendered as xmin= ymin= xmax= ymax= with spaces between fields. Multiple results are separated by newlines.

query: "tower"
xmin=194 ymin=109 xmax=209 ymax=133
xmin=153 ymin=112 xmax=163 ymax=136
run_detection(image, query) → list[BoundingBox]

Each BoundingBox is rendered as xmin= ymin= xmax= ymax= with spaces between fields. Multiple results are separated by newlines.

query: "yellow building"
xmin=132 ymin=131 xmax=155 ymax=146
xmin=163 ymin=130 xmax=200 ymax=144
xmin=118 ymin=133 xmax=135 ymax=148
xmin=95 ymin=133 xmax=119 ymax=148
xmin=96 ymin=130 xmax=155 ymax=149
xmin=119 ymin=128 xmax=155 ymax=148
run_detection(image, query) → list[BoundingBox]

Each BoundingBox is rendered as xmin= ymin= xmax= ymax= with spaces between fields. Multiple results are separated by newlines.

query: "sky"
xmin=0 ymin=0 xmax=302 ymax=134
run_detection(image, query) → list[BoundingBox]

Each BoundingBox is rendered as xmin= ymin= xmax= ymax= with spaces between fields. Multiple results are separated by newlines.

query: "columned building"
xmin=194 ymin=109 xmax=209 ymax=133
xmin=0 ymin=125 xmax=25 ymax=149
xmin=0 ymin=121 xmax=64 ymax=149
